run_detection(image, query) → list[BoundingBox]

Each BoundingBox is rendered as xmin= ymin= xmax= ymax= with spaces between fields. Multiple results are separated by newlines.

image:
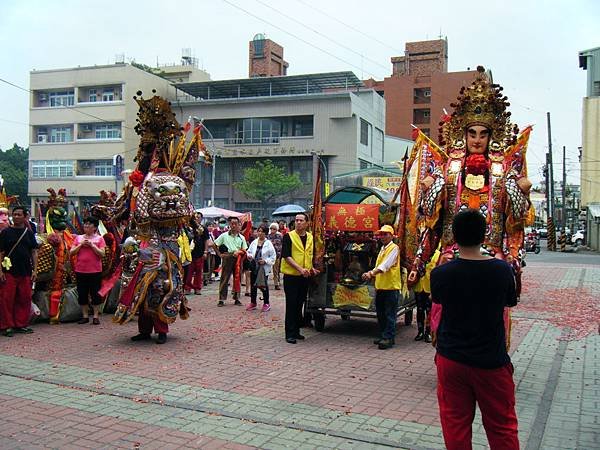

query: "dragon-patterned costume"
xmin=397 ymin=67 xmax=533 ymax=348
xmin=112 ymin=91 xmax=210 ymax=332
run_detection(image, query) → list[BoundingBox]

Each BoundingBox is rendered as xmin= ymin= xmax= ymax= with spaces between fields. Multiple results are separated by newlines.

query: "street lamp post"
xmin=191 ymin=116 xmax=218 ymax=207
xmin=311 ymin=151 xmax=329 ymax=196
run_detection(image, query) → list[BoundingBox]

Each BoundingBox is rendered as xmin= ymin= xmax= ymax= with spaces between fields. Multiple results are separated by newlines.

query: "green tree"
xmin=0 ymin=143 xmax=29 ymax=205
xmin=234 ymin=160 xmax=302 ymax=215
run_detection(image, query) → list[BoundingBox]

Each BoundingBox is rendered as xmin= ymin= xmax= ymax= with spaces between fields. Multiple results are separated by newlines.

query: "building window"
xmin=374 ymin=127 xmax=384 ymax=159
xmin=94 ymin=160 xmax=113 ymax=176
xmin=89 ymin=89 xmax=97 ymax=102
xmin=253 ymin=39 xmax=265 ymax=58
xmin=95 ymin=123 xmax=121 ymax=139
xmin=49 ymin=127 xmax=73 ymax=143
xmin=291 ymin=158 xmax=312 ymax=183
xmin=210 ymin=158 xmax=231 ymax=184
xmin=413 ymin=108 xmax=431 ymax=125
xmin=594 ymin=81 xmax=600 ymax=97
xmin=360 ymin=119 xmax=370 ymax=146
xmin=102 ymin=88 xmax=115 ymax=102
xmin=414 ymin=87 xmax=431 ymax=104
xmin=49 ymin=91 xmax=75 ymax=107
xmin=31 ymin=160 xmax=74 ymax=178
xmin=291 ymin=116 xmax=313 ymax=137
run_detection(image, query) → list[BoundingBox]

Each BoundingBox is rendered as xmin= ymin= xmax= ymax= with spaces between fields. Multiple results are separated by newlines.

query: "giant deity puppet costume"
xmin=34 ymin=188 xmax=82 ymax=323
xmin=398 ymin=67 xmax=533 ymax=348
xmin=112 ymin=91 xmax=211 ymax=344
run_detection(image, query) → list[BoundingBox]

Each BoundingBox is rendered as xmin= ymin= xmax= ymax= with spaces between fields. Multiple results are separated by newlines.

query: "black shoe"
xmin=156 ymin=333 xmax=167 ymax=344
xmin=131 ymin=333 xmax=151 ymax=341
xmin=286 ymin=338 xmax=297 ymax=344
xmin=295 ymin=334 xmax=305 ymax=340
xmin=78 ymin=318 xmax=90 ymax=325
xmin=373 ymin=338 xmax=382 ymax=345
xmin=3 ymin=328 xmax=14 ymax=337
xmin=14 ymin=327 xmax=34 ymax=334
xmin=414 ymin=331 xmax=425 ymax=341
xmin=424 ymin=332 xmax=432 ymax=343
xmin=234 ymin=299 xmax=242 ymax=306
xmin=378 ymin=339 xmax=393 ymax=350
xmin=217 ymin=300 xmax=225 ymax=307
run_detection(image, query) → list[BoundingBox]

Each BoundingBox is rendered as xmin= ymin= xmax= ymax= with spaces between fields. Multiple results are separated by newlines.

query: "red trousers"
xmin=185 ymin=257 xmax=204 ymax=291
xmin=0 ymin=273 xmax=32 ymax=330
xmin=436 ymin=353 xmax=519 ymax=450
xmin=138 ymin=304 xmax=168 ymax=335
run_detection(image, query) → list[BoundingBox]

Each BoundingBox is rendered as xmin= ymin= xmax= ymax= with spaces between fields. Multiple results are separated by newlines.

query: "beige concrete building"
xmin=579 ymin=47 xmax=600 ymax=208
xmin=175 ymin=72 xmax=387 ymax=217
xmin=28 ymin=60 xmax=209 ymax=212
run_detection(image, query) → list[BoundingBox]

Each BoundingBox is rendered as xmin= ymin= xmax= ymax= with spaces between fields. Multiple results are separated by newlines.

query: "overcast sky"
xmin=1 ymin=0 xmax=598 ymax=186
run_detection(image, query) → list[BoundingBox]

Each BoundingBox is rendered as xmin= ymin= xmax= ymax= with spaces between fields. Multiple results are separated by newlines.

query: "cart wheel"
xmin=314 ymin=313 xmax=326 ymax=331
xmin=341 ymin=313 xmax=350 ymax=321
xmin=404 ymin=308 xmax=413 ymax=326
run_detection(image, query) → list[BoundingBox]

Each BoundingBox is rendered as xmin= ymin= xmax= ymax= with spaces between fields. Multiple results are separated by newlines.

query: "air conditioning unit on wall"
xmin=80 ymin=124 xmax=93 ymax=132
xmin=37 ymin=135 xmax=47 ymax=143
xmin=39 ymin=93 xmax=48 ymax=101
xmin=79 ymin=161 xmax=92 ymax=169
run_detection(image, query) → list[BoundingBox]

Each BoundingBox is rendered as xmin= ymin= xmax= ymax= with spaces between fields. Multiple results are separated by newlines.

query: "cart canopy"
xmin=324 ymin=186 xmax=393 ymax=205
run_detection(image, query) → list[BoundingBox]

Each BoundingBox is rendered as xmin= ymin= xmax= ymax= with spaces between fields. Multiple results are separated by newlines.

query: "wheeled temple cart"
xmin=307 ymin=186 xmax=414 ymax=332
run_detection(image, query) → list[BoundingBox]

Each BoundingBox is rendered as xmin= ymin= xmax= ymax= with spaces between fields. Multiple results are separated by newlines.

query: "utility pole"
xmin=562 ymin=145 xmax=567 ymax=233
xmin=547 ymin=113 xmax=554 ymax=220
xmin=546 ymin=112 xmax=556 ymax=251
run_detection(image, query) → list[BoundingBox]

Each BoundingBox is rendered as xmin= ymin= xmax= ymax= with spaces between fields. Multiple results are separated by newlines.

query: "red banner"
xmin=325 ymin=204 xmax=379 ymax=231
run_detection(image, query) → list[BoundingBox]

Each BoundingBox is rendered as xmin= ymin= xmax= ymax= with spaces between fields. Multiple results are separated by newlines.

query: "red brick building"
xmin=249 ymin=34 xmax=289 ymax=78
xmin=364 ymin=39 xmax=477 ymax=143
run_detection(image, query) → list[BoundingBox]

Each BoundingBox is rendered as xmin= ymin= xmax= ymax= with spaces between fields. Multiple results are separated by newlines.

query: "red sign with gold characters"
xmin=325 ymin=204 xmax=379 ymax=231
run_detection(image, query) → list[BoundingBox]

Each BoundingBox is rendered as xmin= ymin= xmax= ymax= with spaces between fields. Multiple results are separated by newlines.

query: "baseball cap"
xmin=376 ymin=225 xmax=395 ymax=234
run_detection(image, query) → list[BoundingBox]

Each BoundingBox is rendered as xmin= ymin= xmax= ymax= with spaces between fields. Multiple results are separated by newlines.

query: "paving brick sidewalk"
xmin=0 ymin=260 xmax=597 ymax=449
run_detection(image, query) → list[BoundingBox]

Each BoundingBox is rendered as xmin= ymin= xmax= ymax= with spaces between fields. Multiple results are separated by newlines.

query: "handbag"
xmin=1 ymin=228 xmax=28 ymax=271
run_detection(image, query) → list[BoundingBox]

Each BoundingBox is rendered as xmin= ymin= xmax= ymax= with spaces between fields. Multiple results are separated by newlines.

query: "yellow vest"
xmin=414 ymin=248 xmax=441 ymax=294
xmin=280 ymin=230 xmax=314 ymax=275
xmin=374 ymin=242 xmax=401 ymax=290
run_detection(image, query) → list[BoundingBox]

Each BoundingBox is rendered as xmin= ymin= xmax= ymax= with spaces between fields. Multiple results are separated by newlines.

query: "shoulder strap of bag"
xmin=5 ymin=228 xmax=28 ymax=259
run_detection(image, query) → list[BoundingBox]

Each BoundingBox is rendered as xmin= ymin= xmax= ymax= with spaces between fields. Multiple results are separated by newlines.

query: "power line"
xmin=0 ymin=117 xmax=29 ymax=126
xmin=294 ymin=0 xmax=403 ymax=55
xmin=0 ymin=76 xmax=134 ymax=130
xmin=220 ymin=0 xmax=382 ymax=79
xmin=252 ymin=0 xmax=390 ymax=75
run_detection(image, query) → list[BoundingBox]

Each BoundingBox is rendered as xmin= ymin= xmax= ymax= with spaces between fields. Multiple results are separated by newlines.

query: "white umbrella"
xmin=196 ymin=206 xmax=244 ymax=219
xmin=272 ymin=204 xmax=306 ymax=217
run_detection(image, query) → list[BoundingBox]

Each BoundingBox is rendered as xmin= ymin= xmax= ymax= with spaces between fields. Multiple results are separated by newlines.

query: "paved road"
xmin=0 ymin=252 xmax=597 ymax=449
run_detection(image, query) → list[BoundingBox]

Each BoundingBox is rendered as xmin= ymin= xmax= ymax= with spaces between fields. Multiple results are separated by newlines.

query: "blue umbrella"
xmin=272 ymin=204 xmax=306 ymax=217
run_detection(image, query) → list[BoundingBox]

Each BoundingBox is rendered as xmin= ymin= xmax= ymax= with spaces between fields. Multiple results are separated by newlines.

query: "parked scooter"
xmin=525 ymin=236 xmax=540 ymax=254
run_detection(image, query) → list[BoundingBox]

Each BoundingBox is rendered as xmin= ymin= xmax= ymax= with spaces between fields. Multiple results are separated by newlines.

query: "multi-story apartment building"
xmin=28 ymin=60 xmax=209 ymax=212
xmin=174 ymin=71 xmax=386 ymax=217
xmin=363 ymin=39 xmax=477 ymax=143
xmin=578 ymin=46 xmax=600 ymax=249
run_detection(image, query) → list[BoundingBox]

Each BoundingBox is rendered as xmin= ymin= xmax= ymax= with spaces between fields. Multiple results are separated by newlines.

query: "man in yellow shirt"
xmin=362 ymin=225 xmax=401 ymax=350
xmin=280 ymin=213 xmax=319 ymax=344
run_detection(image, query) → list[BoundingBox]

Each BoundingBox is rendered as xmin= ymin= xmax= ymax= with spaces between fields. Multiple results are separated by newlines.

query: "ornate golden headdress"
xmin=440 ymin=66 xmax=518 ymax=151
xmin=131 ymin=91 xmax=210 ymax=188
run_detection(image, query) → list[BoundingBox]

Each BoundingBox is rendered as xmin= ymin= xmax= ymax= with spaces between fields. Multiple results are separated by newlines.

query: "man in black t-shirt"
xmin=0 ymin=206 xmax=39 ymax=336
xmin=431 ymin=209 xmax=519 ymax=450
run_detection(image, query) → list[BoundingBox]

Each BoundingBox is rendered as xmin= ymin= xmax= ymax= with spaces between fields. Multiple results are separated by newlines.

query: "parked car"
xmin=537 ymin=228 xmax=548 ymax=238
xmin=572 ymin=230 xmax=586 ymax=246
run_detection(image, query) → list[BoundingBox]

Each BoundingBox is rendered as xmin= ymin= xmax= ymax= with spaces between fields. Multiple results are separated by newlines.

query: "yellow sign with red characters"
xmin=325 ymin=204 xmax=379 ymax=231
